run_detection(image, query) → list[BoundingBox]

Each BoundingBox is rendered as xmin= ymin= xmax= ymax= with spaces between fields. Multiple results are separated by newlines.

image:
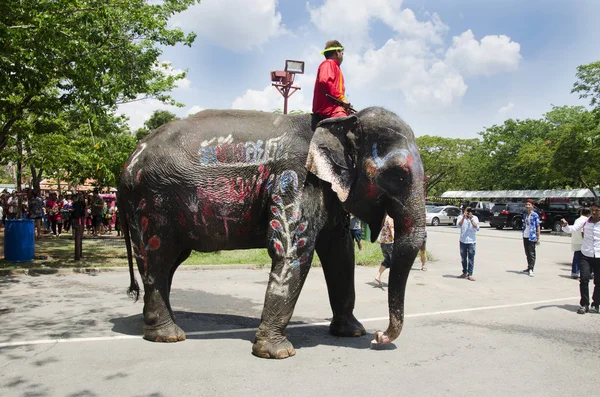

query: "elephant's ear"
xmin=306 ymin=115 xmax=359 ymax=202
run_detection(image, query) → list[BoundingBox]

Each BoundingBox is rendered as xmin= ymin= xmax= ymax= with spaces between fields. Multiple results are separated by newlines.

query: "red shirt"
xmin=46 ymin=199 xmax=62 ymax=221
xmin=312 ymin=59 xmax=347 ymax=118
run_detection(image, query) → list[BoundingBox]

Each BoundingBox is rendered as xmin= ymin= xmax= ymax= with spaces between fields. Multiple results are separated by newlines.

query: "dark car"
xmin=540 ymin=202 xmax=581 ymax=231
xmin=466 ymin=201 xmax=495 ymax=222
xmin=489 ymin=202 xmax=545 ymax=230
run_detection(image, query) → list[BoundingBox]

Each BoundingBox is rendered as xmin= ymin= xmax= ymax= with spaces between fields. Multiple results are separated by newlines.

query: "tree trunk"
xmin=30 ymin=166 xmax=43 ymax=193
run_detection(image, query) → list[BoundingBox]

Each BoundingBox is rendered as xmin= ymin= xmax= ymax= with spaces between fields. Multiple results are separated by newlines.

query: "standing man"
xmin=27 ymin=190 xmax=44 ymax=240
xmin=521 ymin=199 xmax=541 ymax=277
xmin=564 ymin=208 xmax=591 ymax=279
xmin=92 ymin=190 xmax=104 ymax=236
xmin=561 ymin=201 xmax=600 ymax=314
xmin=457 ymin=206 xmax=479 ymax=281
xmin=375 ymin=214 xmax=394 ymax=285
xmin=312 ymin=40 xmax=351 ymax=125
xmin=349 ymin=215 xmax=363 ymax=250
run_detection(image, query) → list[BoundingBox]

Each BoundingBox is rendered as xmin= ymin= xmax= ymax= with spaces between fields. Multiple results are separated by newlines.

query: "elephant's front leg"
xmin=252 ymin=253 xmax=313 ymax=359
xmin=316 ymin=220 xmax=366 ymax=338
xmin=253 ymin=201 xmax=315 ymax=359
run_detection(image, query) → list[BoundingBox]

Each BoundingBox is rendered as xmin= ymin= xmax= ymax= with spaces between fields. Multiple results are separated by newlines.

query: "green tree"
xmin=136 ymin=110 xmax=179 ymax=141
xmin=475 ymin=118 xmax=553 ymax=190
xmin=0 ymin=0 xmax=200 ymax=155
xmin=572 ymin=61 xmax=600 ymax=108
xmin=416 ymin=135 xmax=479 ymax=197
xmin=544 ymin=105 xmax=600 ymax=195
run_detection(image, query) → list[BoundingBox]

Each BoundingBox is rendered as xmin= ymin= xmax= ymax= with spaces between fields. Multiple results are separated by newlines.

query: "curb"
xmin=0 ymin=263 xmax=267 ymax=277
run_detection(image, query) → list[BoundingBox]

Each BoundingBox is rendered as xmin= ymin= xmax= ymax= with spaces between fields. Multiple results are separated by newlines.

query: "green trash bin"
xmin=361 ymin=224 xmax=371 ymax=242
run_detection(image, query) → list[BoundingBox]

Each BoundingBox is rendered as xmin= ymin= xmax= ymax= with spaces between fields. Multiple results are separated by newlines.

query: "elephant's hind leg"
xmin=142 ymin=275 xmax=186 ymax=343
xmin=316 ymin=222 xmax=366 ymax=338
xmin=133 ymin=226 xmax=187 ymax=343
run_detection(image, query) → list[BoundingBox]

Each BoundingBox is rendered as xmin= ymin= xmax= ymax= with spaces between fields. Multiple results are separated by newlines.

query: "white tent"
xmin=0 ymin=184 xmax=16 ymax=193
xmin=440 ymin=189 xmax=598 ymax=199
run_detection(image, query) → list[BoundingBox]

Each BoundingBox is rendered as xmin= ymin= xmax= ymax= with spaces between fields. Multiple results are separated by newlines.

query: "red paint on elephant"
xmin=177 ymin=212 xmax=186 ymax=227
xmin=274 ymin=240 xmax=284 ymax=255
xmin=148 ymin=236 xmax=161 ymax=251
xmin=270 ymin=219 xmax=283 ymax=231
xmin=365 ymin=181 xmax=378 ymax=199
xmin=141 ymin=216 xmax=149 ymax=233
xmin=295 ymin=221 xmax=307 ymax=233
xmin=401 ymin=217 xmax=414 ymax=235
xmin=138 ymin=242 xmax=148 ymax=277
xmin=296 ymin=238 xmax=307 ymax=248
xmin=197 ymin=166 xmax=270 ymax=204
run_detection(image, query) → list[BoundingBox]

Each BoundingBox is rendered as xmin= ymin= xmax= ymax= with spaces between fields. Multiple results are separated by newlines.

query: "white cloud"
xmin=232 ymin=74 xmax=314 ymax=112
xmin=344 ymin=39 xmax=467 ymax=109
xmin=304 ymin=1 xmax=520 ymax=109
xmin=497 ymin=102 xmax=514 ymax=114
xmin=172 ymin=0 xmax=284 ymax=51
xmin=187 ymin=105 xmax=205 ymax=116
xmin=117 ymin=99 xmax=180 ymax=131
xmin=445 ymin=30 xmax=522 ymax=76
xmin=307 ymin=1 xmax=465 ymax=109
xmin=307 ymin=0 xmax=448 ymax=48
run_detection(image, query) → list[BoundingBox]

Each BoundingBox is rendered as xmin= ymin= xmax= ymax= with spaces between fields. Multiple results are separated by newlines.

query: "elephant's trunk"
xmin=373 ymin=225 xmax=421 ymax=345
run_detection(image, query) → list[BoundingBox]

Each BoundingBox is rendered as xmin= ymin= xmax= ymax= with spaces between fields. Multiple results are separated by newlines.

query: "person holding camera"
xmin=457 ymin=206 xmax=480 ymax=281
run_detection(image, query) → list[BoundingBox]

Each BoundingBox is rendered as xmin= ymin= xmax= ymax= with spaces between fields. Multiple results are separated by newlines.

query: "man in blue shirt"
xmin=457 ymin=206 xmax=480 ymax=281
xmin=521 ymin=199 xmax=541 ymax=277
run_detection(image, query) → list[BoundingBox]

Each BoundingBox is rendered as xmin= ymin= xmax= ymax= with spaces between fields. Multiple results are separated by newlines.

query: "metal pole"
xmin=283 ymin=85 xmax=289 ymax=114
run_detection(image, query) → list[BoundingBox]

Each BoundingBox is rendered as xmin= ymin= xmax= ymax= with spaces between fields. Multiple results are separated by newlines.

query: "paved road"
xmin=1 ymin=225 xmax=599 ymax=397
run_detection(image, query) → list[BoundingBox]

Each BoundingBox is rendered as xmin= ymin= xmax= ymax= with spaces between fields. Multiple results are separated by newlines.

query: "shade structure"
xmin=440 ymin=189 xmax=598 ymax=199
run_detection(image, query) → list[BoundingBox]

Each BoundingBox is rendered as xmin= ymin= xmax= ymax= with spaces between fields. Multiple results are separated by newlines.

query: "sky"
xmin=117 ymin=0 xmax=600 ymax=139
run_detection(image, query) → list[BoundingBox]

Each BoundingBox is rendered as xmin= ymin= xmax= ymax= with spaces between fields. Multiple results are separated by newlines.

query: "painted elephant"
xmin=119 ymin=106 xmax=426 ymax=359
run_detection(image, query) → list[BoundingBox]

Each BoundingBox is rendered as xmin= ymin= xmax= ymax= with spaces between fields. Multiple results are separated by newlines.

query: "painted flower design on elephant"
xmin=266 ymin=170 xmax=310 ymax=272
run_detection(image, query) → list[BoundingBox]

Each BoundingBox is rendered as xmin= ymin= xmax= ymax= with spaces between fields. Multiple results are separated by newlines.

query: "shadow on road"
xmin=110 ymin=311 xmax=373 ymax=352
xmin=505 ymin=270 xmax=528 ymax=275
xmin=533 ymin=304 xmax=580 ymax=313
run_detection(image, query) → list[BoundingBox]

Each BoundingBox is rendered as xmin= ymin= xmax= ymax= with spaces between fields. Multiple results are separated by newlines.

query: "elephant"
xmin=118 ymin=106 xmax=426 ymax=359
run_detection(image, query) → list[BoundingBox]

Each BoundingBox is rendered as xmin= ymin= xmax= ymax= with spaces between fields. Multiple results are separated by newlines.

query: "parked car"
xmin=540 ymin=202 xmax=581 ymax=231
xmin=489 ymin=202 xmax=545 ymax=230
xmin=465 ymin=201 xmax=495 ymax=222
xmin=426 ymin=205 xmax=461 ymax=226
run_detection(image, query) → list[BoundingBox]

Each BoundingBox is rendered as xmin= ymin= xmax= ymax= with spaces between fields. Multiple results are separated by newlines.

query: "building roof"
xmin=39 ymin=178 xmax=117 ymax=193
xmin=440 ymin=189 xmax=599 ymax=199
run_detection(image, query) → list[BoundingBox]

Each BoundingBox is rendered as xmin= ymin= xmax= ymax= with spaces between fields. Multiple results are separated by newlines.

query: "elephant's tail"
xmin=122 ymin=211 xmax=140 ymax=301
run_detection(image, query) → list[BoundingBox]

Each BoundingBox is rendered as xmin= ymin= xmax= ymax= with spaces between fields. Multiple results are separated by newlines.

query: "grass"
xmin=0 ymin=231 xmax=433 ymax=270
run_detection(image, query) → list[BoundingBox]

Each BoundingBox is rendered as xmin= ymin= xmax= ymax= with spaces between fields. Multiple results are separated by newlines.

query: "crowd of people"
xmin=0 ymin=189 xmax=121 ymax=239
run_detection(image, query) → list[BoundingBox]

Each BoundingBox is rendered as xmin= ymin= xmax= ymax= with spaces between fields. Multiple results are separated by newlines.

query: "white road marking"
xmin=0 ymin=296 xmax=578 ymax=348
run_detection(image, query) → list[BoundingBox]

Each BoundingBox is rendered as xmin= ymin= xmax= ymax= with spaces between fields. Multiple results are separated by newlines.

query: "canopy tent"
xmin=440 ymin=189 xmax=598 ymax=199
xmin=0 ymin=184 xmax=16 ymax=193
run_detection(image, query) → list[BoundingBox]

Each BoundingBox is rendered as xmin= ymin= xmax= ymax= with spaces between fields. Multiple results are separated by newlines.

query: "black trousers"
xmin=579 ymin=255 xmax=600 ymax=307
xmin=51 ymin=219 xmax=63 ymax=236
xmin=523 ymin=238 xmax=537 ymax=270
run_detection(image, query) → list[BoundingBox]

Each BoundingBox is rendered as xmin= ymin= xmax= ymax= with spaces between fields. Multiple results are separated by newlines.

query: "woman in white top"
xmin=561 ymin=202 xmax=600 ymax=314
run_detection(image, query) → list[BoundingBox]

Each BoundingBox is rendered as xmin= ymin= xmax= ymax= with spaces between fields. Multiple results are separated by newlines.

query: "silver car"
xmin=426 ymin=205 xmax=461 ymax=226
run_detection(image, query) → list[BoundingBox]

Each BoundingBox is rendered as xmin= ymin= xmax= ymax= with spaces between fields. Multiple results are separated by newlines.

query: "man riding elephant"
xmin=313 ymin=40 xmax=352 ymax=122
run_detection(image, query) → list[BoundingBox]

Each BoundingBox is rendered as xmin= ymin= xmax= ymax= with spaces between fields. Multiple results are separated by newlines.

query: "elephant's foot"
xmin=143 ymin=322 xmax=186 ymax=343
xmin=252 ymin=337 xmax=296 ymax=359
xmin=329 ymin=315 xmax=366 ymax=337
